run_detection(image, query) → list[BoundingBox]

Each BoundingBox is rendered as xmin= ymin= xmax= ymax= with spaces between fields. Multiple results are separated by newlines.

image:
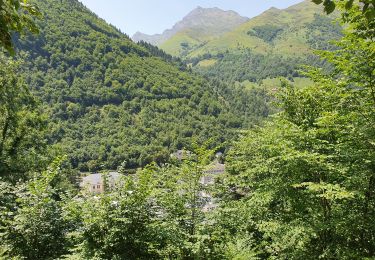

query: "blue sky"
xmin=79 ymin=0 xmax=303 ymax=36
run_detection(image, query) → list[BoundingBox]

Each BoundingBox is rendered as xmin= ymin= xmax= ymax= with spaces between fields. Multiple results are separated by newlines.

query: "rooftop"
xmin=81 ymin=172 xmax=121 ymax=184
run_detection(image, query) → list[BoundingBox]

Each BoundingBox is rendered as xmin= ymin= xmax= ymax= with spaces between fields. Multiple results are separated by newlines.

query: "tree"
xmin=155 ymin=144 xmax=223 ymax=258
xmin=64 ymin=143 xmax=228 ymax=259
xmin=312 ymin=0 xmax=375 ymax=19
xmin=0 ymin=159 xmax=70 ymax=259
xmin=0 ymin=0 xmax=40 ymax=54
xmin=0 ymin=56 xmax=47 ymax=181
xmin=223 ymin=2 xmax=375 ymax=258
xmin=0 ymin=0 xmax=46 ymax=181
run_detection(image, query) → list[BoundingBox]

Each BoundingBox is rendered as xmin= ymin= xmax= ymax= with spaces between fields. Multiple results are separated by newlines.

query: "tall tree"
xmin=0 ymin=159 xmax=70 ymax=259
xmin=224 ymin=1 xmax=375 ymax=258
xmin=0 ymin=0 xmax=40 ymax=54
xmin=0 ymin=57 xmax=47 ymax=181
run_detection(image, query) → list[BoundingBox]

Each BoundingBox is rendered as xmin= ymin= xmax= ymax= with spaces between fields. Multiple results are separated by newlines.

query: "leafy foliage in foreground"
xmin=313 ymin=0 xmax=375 ymax=18
xmin=1 ymin=0 xmax=374 ymax=259
xmin=0 ymin=147 xmax=231 ymax=259
xmin=0 ymin=0 xmax=40 ymax=54
xmin=0 ymin=159 xmax=70 ymax=259
xmin=222 ymin=2 xmax=375 ymax=258
xmin=0 ymin=56 xmax=47 ymax=181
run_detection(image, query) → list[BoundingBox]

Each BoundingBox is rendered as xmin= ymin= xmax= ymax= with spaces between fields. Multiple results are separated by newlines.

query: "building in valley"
xmin=80 ymin=172 xmax=121 ymax=193
xmin=170 ymin=149 xmax=193 ymax=161
xmin=200 ymin=161 xmax=225 ymax=186
xmin=200 ymin=161 xmax=226 ymax=211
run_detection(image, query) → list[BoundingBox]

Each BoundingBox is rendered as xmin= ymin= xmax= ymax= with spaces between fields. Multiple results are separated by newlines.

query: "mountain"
xmin=132 ymin=7 xmax=248 ymax=55
xmin=167 ymin=0 xmax=342 ymax=60
xmin=13 ymin=0 xmax=242 ymax=171
xmin=184 ymin=0 xmax=328 ymax=58
xmin=181 ymin=0 xmax=342 ymax=85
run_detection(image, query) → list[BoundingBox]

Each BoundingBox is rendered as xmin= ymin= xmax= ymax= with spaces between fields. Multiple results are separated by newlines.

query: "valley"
xmin=0 ymin=0 xmax=374 ymax=258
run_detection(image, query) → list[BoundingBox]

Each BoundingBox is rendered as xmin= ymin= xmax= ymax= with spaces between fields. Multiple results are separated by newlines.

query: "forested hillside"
xmin=1 ymin=0 xmax=374 ymax=259
xmin=12 ymin=0 xmax=242 ymax=171
xmin=196 ymin=1 xmax=343 ymax=129
xmin=141 ymin=1 xmax=344 ymax=129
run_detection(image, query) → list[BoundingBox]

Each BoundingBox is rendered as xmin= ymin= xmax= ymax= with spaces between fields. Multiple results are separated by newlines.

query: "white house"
xmin=80 ymin=172 xmax=121 ymax=193
xmin=200 ymin=161 xmax=225 ymax=185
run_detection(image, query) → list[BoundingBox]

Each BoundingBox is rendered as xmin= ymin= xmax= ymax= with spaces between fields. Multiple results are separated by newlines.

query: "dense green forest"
xmin=0 ymin=0 xmax=374 ymax=259
xmin=8 ymin=0 xmax=246 ymax=172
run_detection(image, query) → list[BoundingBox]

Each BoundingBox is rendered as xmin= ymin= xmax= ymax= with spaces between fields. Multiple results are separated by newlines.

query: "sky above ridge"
xmin=79 ymin=0 xmax=304 ymax=36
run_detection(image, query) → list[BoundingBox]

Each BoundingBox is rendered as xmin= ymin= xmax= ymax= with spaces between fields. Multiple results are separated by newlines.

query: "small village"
xmin=2 ymin=0 xmax=372 ymax=257
xmin=80 ymin=150 xmax=225 ymax=211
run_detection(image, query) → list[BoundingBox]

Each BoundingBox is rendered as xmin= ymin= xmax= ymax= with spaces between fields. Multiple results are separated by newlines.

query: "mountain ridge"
xmin=163 ymin=0 xmax=336 ymax=58
xmin=132 ymin=6 xmax=248 ymax=46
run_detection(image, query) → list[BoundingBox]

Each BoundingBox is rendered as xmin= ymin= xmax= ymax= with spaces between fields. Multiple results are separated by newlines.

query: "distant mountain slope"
xmin=161 ymin=0 xmax=340 ymax=58
xmin=13 ymin=0 xmax=239 ymax=171
xmin=132 ymin=7 xmax=248 ymax=55
xmin=192 ymin=1 xmax=318 ymax=57
xmin=182 ymin=0 xmax=342 ymax=86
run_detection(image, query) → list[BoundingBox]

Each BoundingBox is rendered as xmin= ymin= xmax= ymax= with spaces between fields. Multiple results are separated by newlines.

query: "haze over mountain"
xmin=132 ymin=7 xmax=248 ymax=48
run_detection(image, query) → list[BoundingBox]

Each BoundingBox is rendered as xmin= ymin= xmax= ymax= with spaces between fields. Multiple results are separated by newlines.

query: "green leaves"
xmin=311 ymin=0 xmax=336 ymax=14
xmin=0 ymin=56 xmax=47 ymax=181
xmin=312 ymin=0 xmax=375 ymax=19
xmin=224 ymin=2 xmax=375 ymax=257
xmin=0 ymin=0 xmax=373 ymax=258
xmin=0 ymin=159 xmax=70 ymax=259
xmin=293 ymin=182 xmax=355 ymax=201
xmin=345 ymin=0 xmax=354 ymax=10
xmin=0 ymin=0 xmax=41 ymax=55
xmin=67 ymin=148 xmax=221 ymax=259
xmin=323 ymin=0 xmax=336 ymax=14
